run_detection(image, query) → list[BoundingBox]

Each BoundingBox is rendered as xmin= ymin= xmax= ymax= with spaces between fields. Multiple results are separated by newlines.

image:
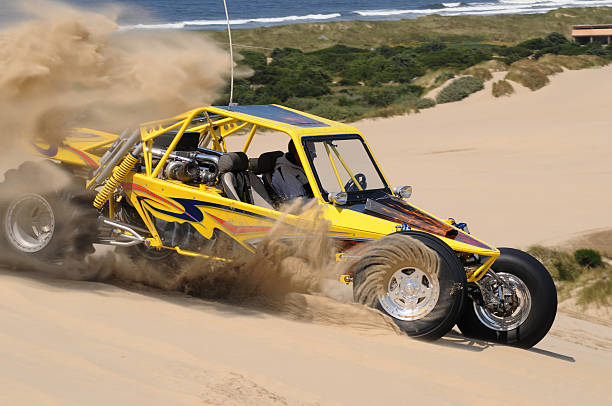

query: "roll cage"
xmin=87 ymin=104 xmax=393 ymax=205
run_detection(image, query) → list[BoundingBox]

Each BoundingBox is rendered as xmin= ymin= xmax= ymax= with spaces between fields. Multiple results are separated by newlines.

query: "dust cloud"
xmin=108 ymin=202 xmax=401 ymax=334
xmin=0 ymin=1 xmax=398 ymax=335
xmin=0 ymin=0 xmax=229 ymax=170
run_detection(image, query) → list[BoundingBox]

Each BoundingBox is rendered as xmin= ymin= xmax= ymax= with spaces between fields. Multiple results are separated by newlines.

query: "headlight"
xmin=394 ymin=185 xmax=412 ymax=199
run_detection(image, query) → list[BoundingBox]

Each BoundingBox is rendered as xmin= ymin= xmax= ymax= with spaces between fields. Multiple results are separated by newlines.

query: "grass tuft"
xmin=492 ymin=79 xmax=514 ymax=97
xmin=578 ymin=279 xmax=612 ymax=306
xmin=462 ymin=66 xmax=493 ymax=81
xmin=529 ymin=245 xmax=612 ymax=307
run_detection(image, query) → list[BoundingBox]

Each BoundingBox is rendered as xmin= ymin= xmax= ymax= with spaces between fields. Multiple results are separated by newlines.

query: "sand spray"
xmin=0 ymin=1 xmax=399 ymax=334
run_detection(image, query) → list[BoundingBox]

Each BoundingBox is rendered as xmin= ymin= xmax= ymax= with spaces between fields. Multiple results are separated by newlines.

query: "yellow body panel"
xmin=39 ymin=104 xmax=499 ymax=281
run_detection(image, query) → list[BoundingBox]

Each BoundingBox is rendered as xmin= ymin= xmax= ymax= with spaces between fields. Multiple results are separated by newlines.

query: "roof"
xmin=215 ymin=105 xmax=329 ymax=128
xmin=209 ymin=104 xmax=358 ymax=136
xmin=572 ymin=24 xmax=612 ymax=36
xmin=573 ymin=24 xmax=612 ymax=29
xmin=572 ymin=28 xmax=612 ymax=36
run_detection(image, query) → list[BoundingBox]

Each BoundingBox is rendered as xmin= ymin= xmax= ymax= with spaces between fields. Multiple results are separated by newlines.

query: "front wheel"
xmin=457 ymin=248 xmax=557 ymax=348
xmin=352 ymin=232 xmax=466 ymax=340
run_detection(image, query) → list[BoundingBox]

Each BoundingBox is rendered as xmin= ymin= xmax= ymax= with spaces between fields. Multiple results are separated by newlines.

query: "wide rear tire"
xmin=457 ymin=248 xmax=557 ymax=348
xmin=0 ymin=161 xmax=97 ymax=263
xmin=352 ymin=232 xmax=466 ymax=340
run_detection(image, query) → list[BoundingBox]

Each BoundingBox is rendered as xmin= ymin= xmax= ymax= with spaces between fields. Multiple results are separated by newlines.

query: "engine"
xmin=148 ymin=147 xmax=220 ymax=185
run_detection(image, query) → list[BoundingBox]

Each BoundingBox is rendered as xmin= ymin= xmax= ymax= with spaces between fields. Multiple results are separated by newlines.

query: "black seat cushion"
xmin=248 ymin=158 xmax=259 ymax=173
xmin=251 ymin=151 xmax=283 ymax=174
xmin=218 ymin=152 xmax=249 ymax=174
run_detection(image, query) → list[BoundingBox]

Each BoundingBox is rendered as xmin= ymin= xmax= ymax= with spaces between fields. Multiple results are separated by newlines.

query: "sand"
xmin=1 ymin=269 xmax=611 ymax=406
xmin=355 ymin=66 xmax=612 ymax=248
xmin=1 ymin=65 xmax=612 ymax=405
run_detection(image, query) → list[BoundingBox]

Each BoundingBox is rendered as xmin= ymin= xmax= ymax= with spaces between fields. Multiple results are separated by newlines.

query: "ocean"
xmin=4 ymin=0 xmax=612 ymax=29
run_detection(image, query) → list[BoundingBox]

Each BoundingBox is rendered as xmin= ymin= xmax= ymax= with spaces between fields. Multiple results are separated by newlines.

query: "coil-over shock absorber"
xmin=93 ymin=148 xmax=140 ymax=209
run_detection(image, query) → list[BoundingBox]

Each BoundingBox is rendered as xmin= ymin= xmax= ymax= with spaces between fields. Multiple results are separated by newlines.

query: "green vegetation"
xmin=416 ymin=97 xmax=436 ymax=109
xmin=505 ymin=54 xmax=607 ymax=90
xmin=574 ymin=249 xmax=604 ymax=268
xmin=492 ymin=80 xmax=514 ymax=97
xmin=528 ymin=246 xmax=612 ymax=308
xmin=579 ymin=279 xmax=612 ymax=306
xmin=207 ymin=8 xmax=612 ymax=52
xmin=212 ymin=8 xmax=612 ymax=121
xmin=220 ymin=42 xmax=495 ymax=120
xmin=529 ymin=246 xmax=584 ymax=281
xmin=436 ymin=76 xmax=484 ymax=104
xmin=505 ymin=59 xmax=557 ymax=90
xmin=462 ymin=66 xmax=493 ymax=81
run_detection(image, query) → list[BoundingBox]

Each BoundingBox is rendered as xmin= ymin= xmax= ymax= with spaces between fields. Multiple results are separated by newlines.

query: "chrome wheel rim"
xmin=379 ymin=267 xmax=440 ymax=321
xmin=474 ymin=272 xmax=531 ymax=331
xmin=5 ymin=194 xmax=55 ymax=253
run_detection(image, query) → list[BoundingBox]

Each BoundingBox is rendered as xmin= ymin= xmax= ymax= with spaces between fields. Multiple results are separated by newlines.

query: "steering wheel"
xmin=344 ymin=173 xmax=367 ymax=192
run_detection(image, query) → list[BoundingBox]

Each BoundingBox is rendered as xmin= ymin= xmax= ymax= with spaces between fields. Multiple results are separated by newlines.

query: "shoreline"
xmin=203 ymin=7 xmax=612 ymax=51
xmin=120 ymin=5 xmax=612 ymax=31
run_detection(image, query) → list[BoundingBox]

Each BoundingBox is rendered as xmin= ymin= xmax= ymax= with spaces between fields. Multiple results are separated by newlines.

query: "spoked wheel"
xmin=457 ymin=248 xmax=557 ymax=348
xmin=353 ymin=231 xmax=466 ymax=340
xmin=379 ymin=266 xmax=440 ymax=321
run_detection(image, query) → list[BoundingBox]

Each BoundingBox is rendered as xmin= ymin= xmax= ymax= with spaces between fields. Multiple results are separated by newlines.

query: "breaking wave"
xmin=354 ymin=0 xmax=612 ymax=18
xmin=121 ymin=13 xmax=342 ymax=30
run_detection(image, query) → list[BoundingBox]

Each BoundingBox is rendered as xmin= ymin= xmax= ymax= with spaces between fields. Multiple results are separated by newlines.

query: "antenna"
xmin=222 ymin=0 xmax=234 ymax=108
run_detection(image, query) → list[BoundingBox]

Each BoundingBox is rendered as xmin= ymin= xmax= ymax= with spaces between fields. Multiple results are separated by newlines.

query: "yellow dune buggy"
xmin=0 ymin=104 xmax=557 ymax=347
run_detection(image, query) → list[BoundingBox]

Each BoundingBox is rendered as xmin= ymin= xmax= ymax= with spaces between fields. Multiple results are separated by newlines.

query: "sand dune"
xmin=0 ymin=269 xmax=610 ymax=406
xmin=356 ymin=66 xmax=612 ymax=248
xmin=1 ymin=64 xmax=611 ymax=405
xmin=242 ymin=65 xmax=612 ymax=248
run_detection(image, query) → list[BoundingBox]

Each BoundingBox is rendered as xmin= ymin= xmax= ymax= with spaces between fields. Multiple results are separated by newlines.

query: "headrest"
xmin=153 ymin=131 xmax=200 ymax=151
xmin=218 ymin=152 xmax=248 ymax=173
xmin=250 ymin=151 xmax=283 ymax=174
xmin=248 ymin=158 xmax=259 ymax=173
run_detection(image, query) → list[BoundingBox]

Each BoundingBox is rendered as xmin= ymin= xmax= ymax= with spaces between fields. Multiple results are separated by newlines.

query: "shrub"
xmin=546 ymin=32 xmax=569 ymax=45
xmin=436 ymin=76 xmax=484 ymax=104
xmin=338 ymin=78 xmax=360 ymax=86
xmin=539 ymin=54 xmax=608 ymax=70
xmin=361 ymin=87 xmax=398 ymax=107
xmin=505 ymin=60 xmax=557 ymax=90
xmin=528 ymin=246 xmax=583 ymax=281
xmin=574 ymin=249 xmax=603 ymax=268
xmin=492 ymin=80 xmax=514 ymax=97
xmin=308 ymin=102 xmax=355 ymax=121
xmin=433 ymin=71 xmax=455 ymax=86
xmin=237 ymin=50 xmax=267 ymax=72
xmin=462 ymin=66 xmax=493 ymax=81
xmin=416 ymin=97 xmax=436 ymax=109
xmin=555 ymin=257 xmax=583 ymax=281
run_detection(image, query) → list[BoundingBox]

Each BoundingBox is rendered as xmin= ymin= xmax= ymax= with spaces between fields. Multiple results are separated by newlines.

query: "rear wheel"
xmin=352 ymin=232 xmax=466 ymax=340
xmin=457 ymin=248 xmax=557 ymax=348
xmin=0 ymin=161 xmax=97 ymax=263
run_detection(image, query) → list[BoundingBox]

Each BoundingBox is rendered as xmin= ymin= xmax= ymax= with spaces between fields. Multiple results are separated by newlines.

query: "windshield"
xmin=303 ymin=135 xmax=389 ymax=200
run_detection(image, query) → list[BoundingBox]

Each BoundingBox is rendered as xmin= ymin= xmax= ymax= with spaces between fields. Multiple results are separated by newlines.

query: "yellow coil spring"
xmin=93 ymin=153 xmax=139 ymax=209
